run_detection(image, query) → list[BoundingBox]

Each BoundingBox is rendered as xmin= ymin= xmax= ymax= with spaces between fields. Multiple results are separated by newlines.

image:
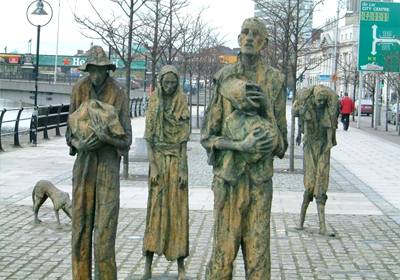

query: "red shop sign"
xmin=9 ymin=57 xmax=19 ymax=64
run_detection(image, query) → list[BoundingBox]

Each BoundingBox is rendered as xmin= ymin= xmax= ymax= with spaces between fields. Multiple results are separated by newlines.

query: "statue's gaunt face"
xmin=161 ymin=73 xmax=178 ymax=96
xmin=87 ymin=65 xmax=108 ymax=87
xmin=239 ymin=22 xmax=265 ymax=56
xmin=314 ymin=97 xmax=326 ymax=108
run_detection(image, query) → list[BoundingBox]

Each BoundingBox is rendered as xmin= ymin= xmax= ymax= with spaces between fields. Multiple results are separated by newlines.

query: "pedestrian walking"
xmin=340 ymin=92 xmax=355 ymax=131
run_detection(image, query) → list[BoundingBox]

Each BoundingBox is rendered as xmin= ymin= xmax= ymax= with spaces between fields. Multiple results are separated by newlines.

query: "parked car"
xmin=116 ymin=77 xmax=141 ymax=89
xmin=354 ymin=99 xmax=373 ymax=116
xmin=130 ymin=80 xmax=140 ymax=89
xmin=387 ymin=103 xmax=400 ymax=124
xmin=184 ymin=83 xmax=197 ymax=94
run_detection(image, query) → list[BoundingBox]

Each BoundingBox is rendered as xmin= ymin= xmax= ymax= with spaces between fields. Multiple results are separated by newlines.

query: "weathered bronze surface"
xmin=66 ymin=46 xmax=132 ymax=280
xmin=292 ymin=85 xmax=339 ymax=235
xmin=201 ymin=17 xmax=288 ymax=280
xmin=142 ymin=65 xmax=190 ymax=280
xmin=32 ymin=179 xmax=72 ymax=228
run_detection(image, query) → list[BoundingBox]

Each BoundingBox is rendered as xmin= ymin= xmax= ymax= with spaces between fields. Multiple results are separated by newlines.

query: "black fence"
xmin=0 ymin=98 xmax=148 ymax=151
xmin=0 ymin=72 xmax=80 ymax=85
xmin=0 ymin=104 xmax=70 ymax=151
xmin=130 ymin=97 xmax=148 ymax=117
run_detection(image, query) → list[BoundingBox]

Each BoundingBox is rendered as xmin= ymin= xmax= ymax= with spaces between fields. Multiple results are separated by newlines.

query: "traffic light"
xmin=381 ymin=79 xmax=385 ymax=88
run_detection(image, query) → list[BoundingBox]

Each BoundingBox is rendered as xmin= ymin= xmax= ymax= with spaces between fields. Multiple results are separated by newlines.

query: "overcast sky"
xmin=0 ymin=0 xmax=337 ymax=56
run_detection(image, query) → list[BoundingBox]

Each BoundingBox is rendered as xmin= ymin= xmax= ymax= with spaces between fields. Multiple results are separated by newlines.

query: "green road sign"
xmin=358 ymin=1 xmax=400 ymax=72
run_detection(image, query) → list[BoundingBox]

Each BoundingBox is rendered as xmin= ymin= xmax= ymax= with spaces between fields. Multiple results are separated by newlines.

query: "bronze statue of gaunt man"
xmin=201 ymin=17 xmax=288 ymax=280
xmin=292 ymin=85 xmax=339 ymax=235
xmin=66 ymin=45 xmax=132 ymax=280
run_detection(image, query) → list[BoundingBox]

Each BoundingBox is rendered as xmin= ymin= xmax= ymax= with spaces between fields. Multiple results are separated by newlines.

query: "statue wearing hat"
xmin=201 ymin=17 xmax=287 ymax=279
xmin=66 ymin=45 xmax=132 ymax=280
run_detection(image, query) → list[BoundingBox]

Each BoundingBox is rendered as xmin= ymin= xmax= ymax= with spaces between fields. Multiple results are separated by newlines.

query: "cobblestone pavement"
xmin=1 ymin=106 xmax=400 ymax=279
xmin=1 ymin=206 xmax=400 ymax=280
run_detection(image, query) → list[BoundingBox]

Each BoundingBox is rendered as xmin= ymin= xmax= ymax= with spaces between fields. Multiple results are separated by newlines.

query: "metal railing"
xmin=0 ymin=98 xmax=148 ymax=151
xmin=130 ymin=97 xmax=148 ymax=117
xmin=0 ymin=104 xmax=70 ymax=151
xmin=0 ymin=72 xmax=80 ymax=85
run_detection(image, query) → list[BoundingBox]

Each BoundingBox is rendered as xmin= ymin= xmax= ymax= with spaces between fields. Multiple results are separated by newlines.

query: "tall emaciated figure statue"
xmin=142 ymin=65 xmax=190 ymax=280
xmin=292 ymin=85 xmax=339 ymax=235
xmin=201 ymin=17 xmax=288 ymax=280
xmin=66 ymin=46 xmax=132 ymax=280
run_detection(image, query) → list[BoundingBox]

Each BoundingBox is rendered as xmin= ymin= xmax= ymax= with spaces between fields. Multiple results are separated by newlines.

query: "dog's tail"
xmin=32 ymin=187 xmax=35 ymax=212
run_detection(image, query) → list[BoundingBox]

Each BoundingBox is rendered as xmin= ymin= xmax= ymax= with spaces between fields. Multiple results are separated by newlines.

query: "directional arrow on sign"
xmin=371 ymin=25 xmax=400 ymax=55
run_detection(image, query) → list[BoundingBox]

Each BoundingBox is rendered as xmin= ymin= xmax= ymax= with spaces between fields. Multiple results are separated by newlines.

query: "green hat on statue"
xmin=79 ymin=45 xmax=116 ymax=72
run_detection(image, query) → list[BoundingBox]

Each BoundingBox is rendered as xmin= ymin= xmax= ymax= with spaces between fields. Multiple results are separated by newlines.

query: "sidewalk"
xmin=1 ymin=105 xmax=400 ymax=279
xmin=349 ymin=114 xmax=400 ymax=147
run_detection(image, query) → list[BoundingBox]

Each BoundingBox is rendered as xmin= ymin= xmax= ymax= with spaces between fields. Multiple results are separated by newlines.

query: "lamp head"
xmin=31 ymin=1 xmax=48 ymax=15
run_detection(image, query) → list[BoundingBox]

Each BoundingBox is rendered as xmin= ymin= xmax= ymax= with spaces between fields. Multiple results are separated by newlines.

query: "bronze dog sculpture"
xmin=32 ymin=180 xmax=72 ymax=228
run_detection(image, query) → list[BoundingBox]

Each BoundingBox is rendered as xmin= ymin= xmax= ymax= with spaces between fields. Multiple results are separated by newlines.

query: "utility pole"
xmin=333 ymin=0 xmax=340 ymax=92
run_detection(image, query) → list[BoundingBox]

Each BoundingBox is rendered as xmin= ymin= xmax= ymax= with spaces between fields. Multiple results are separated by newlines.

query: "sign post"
xmin=358 ymin=1 xmax=400 ymax=73
xmin=358 ymin=1 xmax=400 ymax=129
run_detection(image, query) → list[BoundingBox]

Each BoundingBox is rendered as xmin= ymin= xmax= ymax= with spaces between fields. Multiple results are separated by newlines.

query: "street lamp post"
xmin=26 ymin=0 xmax=53 ymax=146
xmin=54 ymin=0 xmax=60 ymax=84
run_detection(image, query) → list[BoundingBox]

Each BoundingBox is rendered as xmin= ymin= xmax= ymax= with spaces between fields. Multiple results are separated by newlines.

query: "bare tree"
xmin=254 ymin=0 xmax=325 ymax=171
xmin=362 ymin=72 xmax=377 ymax=127
xmin=187 ymin=17 xmax=225 ymax=128
xmin=337 ymin=50 xmax=359 ymax=119
xmin=383 ymin=49 xmax=400 ymax=133
xmin=71 ymin=0 xmax=147 ymax=179
xmin=134 ymin=0 xmax=202 ymax=88
xmin=72 ymin=0 xmax=147 ymax=97
xmin=162 ymin=0 xmax=191 ymax=64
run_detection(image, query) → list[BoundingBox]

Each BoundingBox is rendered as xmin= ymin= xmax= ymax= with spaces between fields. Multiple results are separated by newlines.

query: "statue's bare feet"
xmin=177 ymin=272 xmax=186 ymax=280
xmin=295 ymin=224 xmax=304 ymax=230
xmin=319 ymin=229 xmax=336 ymax=237
xmin=141 ymin=272 xmax=151 ymax=280
xmin=142 ymin=252 xmax=153 ymax=280
xmin=177 ymin=257 xmax=185 ymax=280
xmin=318 ymin=227 xmax=327 ymax=236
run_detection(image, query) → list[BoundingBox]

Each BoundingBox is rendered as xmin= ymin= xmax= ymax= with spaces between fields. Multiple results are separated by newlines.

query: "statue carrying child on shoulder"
xmin=292 ymin=85 xmax=339 ymax=236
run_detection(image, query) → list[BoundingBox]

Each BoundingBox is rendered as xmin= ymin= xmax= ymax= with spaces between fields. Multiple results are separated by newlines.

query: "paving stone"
xmin=0 ymin=206 xmax=399 ymax=279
